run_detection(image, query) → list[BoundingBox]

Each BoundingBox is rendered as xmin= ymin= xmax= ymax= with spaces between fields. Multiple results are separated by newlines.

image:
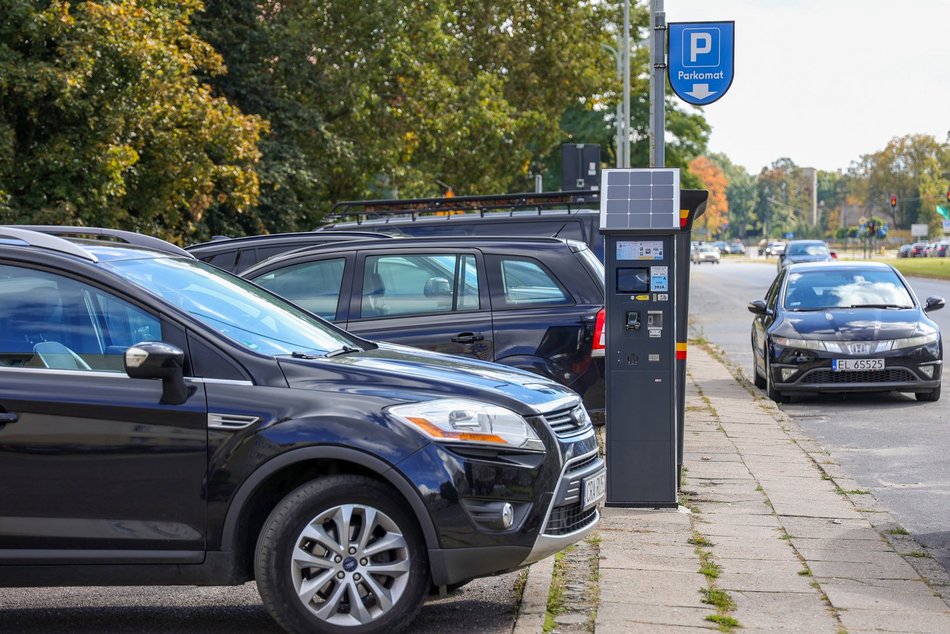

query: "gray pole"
xmin=649 ymin=0 xmax=666 ymax=168
xmin=622 ymin=0 xmax=631 ymax=168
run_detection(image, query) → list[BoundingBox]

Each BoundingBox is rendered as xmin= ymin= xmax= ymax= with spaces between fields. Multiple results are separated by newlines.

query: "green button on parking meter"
xmin=599 ymin=169 xmax=707 ymax=507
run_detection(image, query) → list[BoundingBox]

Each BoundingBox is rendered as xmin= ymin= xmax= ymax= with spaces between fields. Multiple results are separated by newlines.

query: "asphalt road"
xmin=689 ymin=257 xmax=950 ymax=572
xmin=0 ymin=571 xmax=520 ymax=633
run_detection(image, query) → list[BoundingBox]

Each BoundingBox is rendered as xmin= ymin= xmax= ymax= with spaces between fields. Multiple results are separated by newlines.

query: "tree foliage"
xmin=687 ymin=156 xmax=727 ymax=236
xmin=0 ymin=0 xmax=266 ymax=242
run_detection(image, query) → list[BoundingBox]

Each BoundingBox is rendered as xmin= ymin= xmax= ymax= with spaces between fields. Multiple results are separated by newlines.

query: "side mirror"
xmin=125 ymin=341 xmax=190 ymax=405
xmin=747 ymin=299 xmax=769 ymax=315
xmin=924 ymin=296 xmax=945 ymax=313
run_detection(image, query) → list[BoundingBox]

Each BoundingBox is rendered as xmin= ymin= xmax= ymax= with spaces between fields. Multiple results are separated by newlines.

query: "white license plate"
xmin=583 ymin=470 xmax=607 ymax=509
xmin=832 ymin=358 xmax=885 ymax=371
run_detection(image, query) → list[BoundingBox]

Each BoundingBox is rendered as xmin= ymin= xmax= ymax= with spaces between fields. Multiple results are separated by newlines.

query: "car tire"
xmin=915 ymin=385 xmax=941 ymax=402
xmin=255 ymin=475 xmax=429 ymax=634
xmin=765 ymin=357 xmax=788 ymax=403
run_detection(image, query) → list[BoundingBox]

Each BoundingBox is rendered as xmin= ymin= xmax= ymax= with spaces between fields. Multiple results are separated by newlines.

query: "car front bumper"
xmin=768 ymin=343 xmax=942 ymax=394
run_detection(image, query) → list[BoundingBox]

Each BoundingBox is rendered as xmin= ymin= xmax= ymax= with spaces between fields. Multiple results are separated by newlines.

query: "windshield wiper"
xmin=325 ymin=345 xmax=363 ymax=358
xmin=291 ymin=351 xmax=320 ymax=359
xmin=845 ymin=304 xmax=908 ymax=309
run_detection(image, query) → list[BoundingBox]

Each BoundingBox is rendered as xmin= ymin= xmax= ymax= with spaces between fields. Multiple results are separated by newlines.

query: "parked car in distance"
xmin=692 ymin=244 xmax=721 ymax=264
xmin=935 ymin=242 xmax=950 ymax=258
xmin=911 ymin=242 xmax=928 ymax=257
xmin=712 ymin=240 xmax=729 ymax=254
xmin=748 ymin=261 xmax=944 ymax=403
xmin=762 ymin=241 xmax=787 ymax=257
xmin=777 ymin=240 xmax=834 ymax=271
xmin=0 ymin=226 xmax=604 ymax=634
xmin=727 ymin=241 xmax=746 ymax=255
xmin=242 ymin=235 xmax=607 ymax=416
xmin=186 ymin=230 xmax=390 ymax=273
xmin=897 ymin=244 xmax=913 ymax=258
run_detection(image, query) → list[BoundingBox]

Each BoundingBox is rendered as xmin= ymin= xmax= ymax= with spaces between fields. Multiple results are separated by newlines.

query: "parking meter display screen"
xmin=617 ymin=267 xmax=650 ymax=293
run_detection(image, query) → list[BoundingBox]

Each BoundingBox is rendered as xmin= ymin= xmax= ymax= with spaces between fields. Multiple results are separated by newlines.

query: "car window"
xmin=104 ymin=257 xmax=361 ymax=356
xmin=787 ymin=243 xmax=829 ymax=257
xmin=202 ymin=251 xmax=238 ymax=272
xmin=764 ymin=270 xmax=784 ymax=308
xmin=784 ymin=269 xmax=914 ymax=310
xmin=491 ymin=257 xmax=571 ymax=308
xmin=0 ymin=265 xmax=161 ymax=372
xmin=361 ymin=254 xmax=480 ymax=318
xmin=253 ymin=258 xmax=346 ymax=319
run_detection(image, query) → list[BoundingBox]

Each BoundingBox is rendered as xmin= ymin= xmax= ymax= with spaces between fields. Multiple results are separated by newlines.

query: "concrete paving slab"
xmin=730 ymin=590 xmax=839 ymax=631
xmin=809 ymin=557 xmax=922 ymax=580
xmin=599 ymin=569 xmax=705 ymax=606
xmin=834 ymin=608 xmax=950 ymax=633
xmin=819 ymin=578 xmax=950 ymax=612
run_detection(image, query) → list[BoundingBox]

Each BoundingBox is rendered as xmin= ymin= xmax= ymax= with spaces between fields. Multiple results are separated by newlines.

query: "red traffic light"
xmin=890 ymin=194 xmax=897 ymax=208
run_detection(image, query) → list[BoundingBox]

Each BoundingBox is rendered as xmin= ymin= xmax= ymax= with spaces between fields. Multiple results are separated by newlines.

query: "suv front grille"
xmin=546 ymin=504 xmax=598 ymax=535
xmin=542 ymin=405 xmax=592 ymax=437
xmin=799 ymin=368 xmax=918 ymax=384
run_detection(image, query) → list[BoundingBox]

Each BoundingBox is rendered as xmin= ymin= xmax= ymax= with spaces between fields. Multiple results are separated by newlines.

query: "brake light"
xmin=592 ymin=308 xmax=606 ymax=355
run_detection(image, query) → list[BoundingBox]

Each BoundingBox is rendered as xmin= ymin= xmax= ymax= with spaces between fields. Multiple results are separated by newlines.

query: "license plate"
xmin=832 ymin=358 xmax=884 ymax=371
xmin=583 ymin=470 xmax=607 ymax=510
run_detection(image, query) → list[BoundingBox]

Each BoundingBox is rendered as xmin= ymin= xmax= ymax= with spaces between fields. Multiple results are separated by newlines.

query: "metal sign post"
xmin=668 ymin=21 xmax=736 ymax=106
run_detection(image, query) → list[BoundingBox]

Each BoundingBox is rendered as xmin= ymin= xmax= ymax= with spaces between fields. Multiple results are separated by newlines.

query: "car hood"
xmin=277 ymin=342 xmax=579 ymax=415
xmin=777 ymin=308 xmax=933 ymax=340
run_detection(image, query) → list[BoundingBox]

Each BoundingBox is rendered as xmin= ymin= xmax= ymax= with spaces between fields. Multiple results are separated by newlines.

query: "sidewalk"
xmin=516 ymin=345 xmax=950 ymax=633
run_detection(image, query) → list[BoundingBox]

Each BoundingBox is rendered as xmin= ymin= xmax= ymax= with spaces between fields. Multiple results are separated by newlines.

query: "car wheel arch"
xmin=219 ymin=445 xmax=440 ymax=574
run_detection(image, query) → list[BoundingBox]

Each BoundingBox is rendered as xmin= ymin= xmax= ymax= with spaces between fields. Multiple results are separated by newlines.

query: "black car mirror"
xmin=924 ymin=296 xmax=946 ymax=313
xmin=125 ymin=341 xmax=190 ymax=404
xmin=747 ymin=299 xmax=769 ymax=315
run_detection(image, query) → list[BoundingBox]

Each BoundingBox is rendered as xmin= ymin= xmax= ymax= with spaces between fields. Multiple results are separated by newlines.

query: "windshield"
xmin=783 ymin=268 xmax=915 ymax=311
xmin=103 ymin=257 xmax=363 ymax=356
xmin=787 ymin=242 xmax=829 ymax=257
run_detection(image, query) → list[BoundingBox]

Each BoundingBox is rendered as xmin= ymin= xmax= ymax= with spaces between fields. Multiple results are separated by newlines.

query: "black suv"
xmin=241 ymin=236 xmax=606 ymax=415
xmin=0 ymin=227 xmax=604 ymax=633
xmin=186 ymin=230 xmax=390 ymax=273
xmin=319 ymin=191 xmax=605 ymax=261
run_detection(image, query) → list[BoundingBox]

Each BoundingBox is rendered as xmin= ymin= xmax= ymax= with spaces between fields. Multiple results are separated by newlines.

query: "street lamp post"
xmin=602 ymin=40 xmax=624 ymax=169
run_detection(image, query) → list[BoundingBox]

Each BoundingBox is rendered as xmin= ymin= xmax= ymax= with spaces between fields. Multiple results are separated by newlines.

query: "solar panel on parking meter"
xmin=600 ymin=168 xmax=706 ymax=507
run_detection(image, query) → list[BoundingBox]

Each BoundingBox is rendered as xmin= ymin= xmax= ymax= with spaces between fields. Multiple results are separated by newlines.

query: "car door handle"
xmin=0 ymin=412 xmax=18 ymax=424
xmin=451 ymin=333 xmax=485 ymax=344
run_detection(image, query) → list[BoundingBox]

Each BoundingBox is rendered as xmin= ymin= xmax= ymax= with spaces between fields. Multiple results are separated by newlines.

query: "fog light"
xmin=501 ymin=503 xmax=514 ymax=529
xmin=919 ymin=365 xmax=935 ymax=379
xmin=780 ymin=368 xmax=797 ymax=381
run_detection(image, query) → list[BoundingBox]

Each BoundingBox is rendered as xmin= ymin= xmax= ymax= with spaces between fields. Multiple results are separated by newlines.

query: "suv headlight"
xmin=388 ymin=398 xmax=544 ymax=452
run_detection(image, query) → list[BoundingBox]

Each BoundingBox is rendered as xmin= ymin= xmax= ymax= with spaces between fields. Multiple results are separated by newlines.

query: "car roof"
xmin=186 ymin=230 xmax=387 ymax=252
xmin=0 ymin=226 xmax=190 ymax=264
xmin=244 ymin=235 xmax=583 ymax=272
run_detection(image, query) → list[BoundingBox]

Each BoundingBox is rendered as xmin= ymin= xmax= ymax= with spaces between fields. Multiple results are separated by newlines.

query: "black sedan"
xmin=749 ymin=261 xmax=944 ymax=403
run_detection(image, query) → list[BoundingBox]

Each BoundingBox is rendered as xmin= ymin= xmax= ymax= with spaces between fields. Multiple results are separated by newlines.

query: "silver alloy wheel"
xmin=290 ymin=503 xmax=411 ymax=626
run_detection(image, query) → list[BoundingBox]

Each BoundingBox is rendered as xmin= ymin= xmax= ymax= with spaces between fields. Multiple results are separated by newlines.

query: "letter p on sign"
xmin=682 ymin=27 xmax=720 ymax=67
xmin=690 ymin=33 xmax=712 ymax=62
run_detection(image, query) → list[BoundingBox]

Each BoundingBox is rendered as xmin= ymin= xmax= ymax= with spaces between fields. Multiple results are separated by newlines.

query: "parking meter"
xmin=599 ymin=168 xmax=707 ymax=507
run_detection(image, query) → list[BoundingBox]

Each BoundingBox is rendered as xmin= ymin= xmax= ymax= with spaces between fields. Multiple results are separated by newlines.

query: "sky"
xmin=663 ymin=0 xmax=950 ymax=175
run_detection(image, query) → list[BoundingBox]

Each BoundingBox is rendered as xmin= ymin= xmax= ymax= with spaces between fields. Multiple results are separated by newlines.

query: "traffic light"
xmin=890 ymin=194 xmax=897 ymax=209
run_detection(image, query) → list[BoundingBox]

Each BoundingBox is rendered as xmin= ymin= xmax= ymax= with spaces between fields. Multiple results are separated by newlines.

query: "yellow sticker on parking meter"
xmin=634 ymin=294 xmax=650 ymax=301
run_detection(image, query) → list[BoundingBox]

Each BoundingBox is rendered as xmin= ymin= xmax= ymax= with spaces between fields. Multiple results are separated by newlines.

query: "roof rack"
xmin=325 ymin=190 xmax=600 ymax=224
xmin=12 ymin=226 xmax=193 ymax=258
xmin=0 ymin=226 xmax=98 ymax=262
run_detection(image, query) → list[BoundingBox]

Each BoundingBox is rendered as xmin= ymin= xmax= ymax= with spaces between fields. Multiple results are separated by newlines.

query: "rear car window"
xmin=361 ymin=254 xmax=480 ymax=318
xmin=491 ymin=257 xmax=571 ymax=308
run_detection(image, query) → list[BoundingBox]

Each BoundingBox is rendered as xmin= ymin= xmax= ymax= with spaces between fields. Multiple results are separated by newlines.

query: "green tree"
xmin=709 ymin=153 xmax=757 ymax=239
xmin=848 ymin=134 xmax=949 ymax=231
xmin=0 ymin=0 xmax=265 ymax=242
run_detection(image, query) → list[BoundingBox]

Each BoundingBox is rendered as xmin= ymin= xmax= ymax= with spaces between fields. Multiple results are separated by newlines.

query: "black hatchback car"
xmin=749 ymin=261 xmax=944 ymax=402
xmin=0 ymin=227 xmax=604 ymax=633
xmin=241 ymin=236 xmax=607 ymax=415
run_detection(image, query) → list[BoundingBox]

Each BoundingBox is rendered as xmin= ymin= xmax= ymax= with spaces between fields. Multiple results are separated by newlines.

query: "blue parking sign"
xmin=668 ymin=22 xmax=735 ymax=106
